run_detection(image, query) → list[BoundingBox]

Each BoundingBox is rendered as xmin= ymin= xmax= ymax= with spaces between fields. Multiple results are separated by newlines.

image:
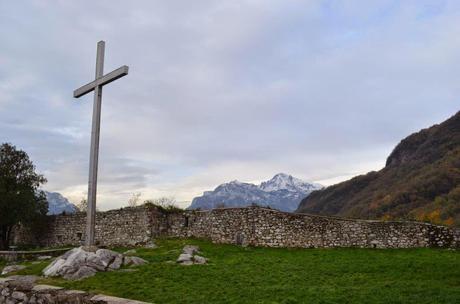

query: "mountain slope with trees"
xmin=296 ymin=111 xmax=460 ymax=226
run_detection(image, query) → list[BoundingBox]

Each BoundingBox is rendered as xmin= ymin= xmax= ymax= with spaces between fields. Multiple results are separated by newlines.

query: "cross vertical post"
xmin=86 ymin=41 xmax=104 ymax=246
xmin=73 ymin=41 xmax=129 ymax=246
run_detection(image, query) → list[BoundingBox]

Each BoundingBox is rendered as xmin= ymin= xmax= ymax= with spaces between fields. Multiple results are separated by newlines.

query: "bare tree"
xmin=150 ymin=196 xmax=177 ymax=207
xmin=127 ymin=192 xmax=142 ymax=207
xmin=76 ymin=198 xmax=100 ymax=212
xmin=76 ymin=198 xmax=88 ymax=212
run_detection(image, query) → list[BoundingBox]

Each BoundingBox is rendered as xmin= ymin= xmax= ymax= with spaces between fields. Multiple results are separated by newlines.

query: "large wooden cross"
xmin=73 ymin=41 xmax=129 ymax=246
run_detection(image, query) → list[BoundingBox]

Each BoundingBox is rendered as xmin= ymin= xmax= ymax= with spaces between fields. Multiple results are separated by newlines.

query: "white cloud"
xmin=0 ymin=0 xmax=459 ymax=209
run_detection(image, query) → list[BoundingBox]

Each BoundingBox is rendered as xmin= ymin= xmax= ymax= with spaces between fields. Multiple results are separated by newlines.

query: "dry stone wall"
xmin=170 ymin=207 xmax=459 ymax=248
xmin=14 ymin=207 xmax=163 ymax=247
xmin=13 ymin=206 xmax=460 ymax=249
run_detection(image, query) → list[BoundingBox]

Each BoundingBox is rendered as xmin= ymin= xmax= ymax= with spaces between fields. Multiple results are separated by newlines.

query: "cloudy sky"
xmin=1 ymin=0 xmax=459 ymax=209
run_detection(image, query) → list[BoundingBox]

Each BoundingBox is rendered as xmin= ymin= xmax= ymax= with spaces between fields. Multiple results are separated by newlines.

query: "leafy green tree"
xmin=0 ymin=143 xmax=48 ymax=250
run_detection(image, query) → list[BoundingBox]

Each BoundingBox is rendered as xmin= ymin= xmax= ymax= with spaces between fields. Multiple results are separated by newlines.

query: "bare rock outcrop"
xmin=43 ymin=247 xmax=148 ymax=280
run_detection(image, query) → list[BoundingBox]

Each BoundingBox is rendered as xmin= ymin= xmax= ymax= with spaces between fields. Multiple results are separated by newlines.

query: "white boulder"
xmin=43 ymin=247 xmax=148 ymax=280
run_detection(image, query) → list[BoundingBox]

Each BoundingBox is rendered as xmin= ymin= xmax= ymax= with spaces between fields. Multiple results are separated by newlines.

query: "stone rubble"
xmin=42 ymin=247 xmax=148 ymax=280
xmin=5 ymin=275 xmax=39 ymax=290
xmin=176 ymin=245 xmax=208 ymax=265
xmin=0 ymin=276 xmax=151 ymax=304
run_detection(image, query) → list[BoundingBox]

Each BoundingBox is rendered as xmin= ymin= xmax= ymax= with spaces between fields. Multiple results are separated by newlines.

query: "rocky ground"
xmin=0 ymin=246 xmax=151 ymax=303
xmin=0 ymin=241 xmax=212 ymax=303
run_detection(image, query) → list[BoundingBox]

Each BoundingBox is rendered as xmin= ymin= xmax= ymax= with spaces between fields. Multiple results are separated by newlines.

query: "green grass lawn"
xmin=2 ymin=239 xmax=460 ymax=303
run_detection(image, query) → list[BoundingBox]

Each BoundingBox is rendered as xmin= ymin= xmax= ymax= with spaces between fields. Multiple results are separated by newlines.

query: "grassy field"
xmin=1 ymin=239 xmax=459 ymax=303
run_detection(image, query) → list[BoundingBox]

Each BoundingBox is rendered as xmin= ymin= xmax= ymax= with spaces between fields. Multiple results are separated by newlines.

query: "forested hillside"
xmin=297 ymin=111 xmax=460 ymax=226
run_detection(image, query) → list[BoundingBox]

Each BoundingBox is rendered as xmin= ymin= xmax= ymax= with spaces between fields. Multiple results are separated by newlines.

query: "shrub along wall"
xmin=13 ymin=206 xmax=460 ymax=249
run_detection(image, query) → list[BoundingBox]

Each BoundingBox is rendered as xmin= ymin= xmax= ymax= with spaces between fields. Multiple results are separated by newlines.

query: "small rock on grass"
xmin=177 ymin=246 xmax=208 ymax=265
xmin=123 ymin=256 xmax=148 ymax=267
xmin=123 ymin=249 xmax=137 ymax=255
xmin=1 ymin=265 xmax=26 ymax=275
xmin=182 ymin=245 xmax=199 ymax=255
xmin=177 ymin=253 xmax=193 ymax=263
xmin=193 ymin=255 xmax=207 ymax=264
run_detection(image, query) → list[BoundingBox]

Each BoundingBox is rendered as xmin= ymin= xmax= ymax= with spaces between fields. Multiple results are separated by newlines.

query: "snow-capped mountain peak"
xmin=188 ymin=173 xmax=323 ymax=212
xmin=259 ymin=173 xmax=308 ymax=192
xmin=226 ymin=180 xmax=246 ymax=186
xmin=45 ymin=191 xmax=77 ymax=215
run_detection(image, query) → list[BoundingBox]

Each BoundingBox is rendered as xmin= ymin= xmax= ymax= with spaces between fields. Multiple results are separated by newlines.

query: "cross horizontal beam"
xmin=73 ymin=65 xmax=129 ymax=98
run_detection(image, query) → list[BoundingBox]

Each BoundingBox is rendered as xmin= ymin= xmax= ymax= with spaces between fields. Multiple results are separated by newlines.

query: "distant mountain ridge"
xmin=188 ymin=173 xmax=322 ymax=212
xmin=297 ymin=111 xmax=460 ymax=226
xmin=45 ymin=191 xmax=77 ymax=215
